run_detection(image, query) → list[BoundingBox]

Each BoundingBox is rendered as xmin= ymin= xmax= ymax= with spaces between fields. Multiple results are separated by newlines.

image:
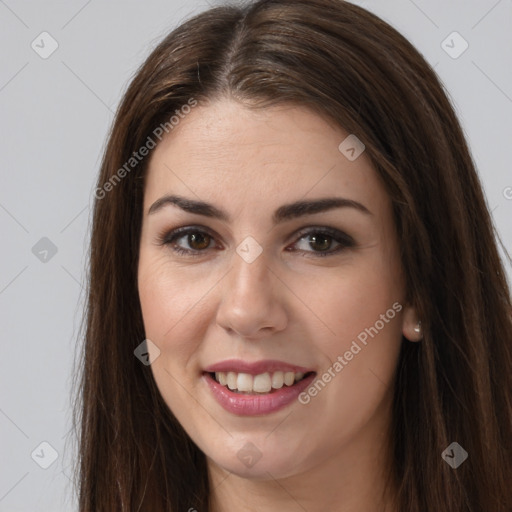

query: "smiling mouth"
xmin=207 ymin=370 xmax=315 ymax=394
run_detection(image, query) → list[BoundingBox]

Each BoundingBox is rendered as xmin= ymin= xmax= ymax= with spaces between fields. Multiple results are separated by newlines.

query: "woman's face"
xmin=138 ymin=98 xmax=418 ymax=481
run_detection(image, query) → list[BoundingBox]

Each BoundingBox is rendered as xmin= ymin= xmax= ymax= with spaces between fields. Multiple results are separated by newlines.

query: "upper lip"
xmin=204 ymin=359 xmax=314 ymax=375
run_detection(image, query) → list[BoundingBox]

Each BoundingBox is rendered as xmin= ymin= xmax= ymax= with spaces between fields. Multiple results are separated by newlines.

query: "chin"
xmin=203 ymin=434 xmax=310 ymax=481
xmin=211 ymin=453 xmax=300 ymax=480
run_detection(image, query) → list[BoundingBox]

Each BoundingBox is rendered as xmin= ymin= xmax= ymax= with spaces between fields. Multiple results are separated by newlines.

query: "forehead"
xmin=143 ymin=99 xmax=389 ymax=219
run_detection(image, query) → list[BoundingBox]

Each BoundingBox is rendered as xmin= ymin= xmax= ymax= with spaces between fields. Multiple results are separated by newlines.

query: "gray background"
xmin=1 ymin=0 xmax=511 ymax=510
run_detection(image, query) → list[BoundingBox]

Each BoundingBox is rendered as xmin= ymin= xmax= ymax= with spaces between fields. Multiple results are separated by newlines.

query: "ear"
xmin=401 ymin=304 xmax=423 ymax=342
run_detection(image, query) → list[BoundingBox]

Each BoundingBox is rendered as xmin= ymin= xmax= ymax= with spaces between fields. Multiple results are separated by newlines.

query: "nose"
xmin=215 ymin=247 xmax=288 ymax=339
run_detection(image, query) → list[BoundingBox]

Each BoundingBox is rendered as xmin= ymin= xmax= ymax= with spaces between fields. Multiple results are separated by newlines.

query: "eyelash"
xmin=156 ymin=225 xmax=355 ymax=258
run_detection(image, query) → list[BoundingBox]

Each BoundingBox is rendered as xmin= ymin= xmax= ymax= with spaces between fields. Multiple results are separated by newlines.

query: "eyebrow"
xmin=148 ymin=194 xmax=372 ymax=223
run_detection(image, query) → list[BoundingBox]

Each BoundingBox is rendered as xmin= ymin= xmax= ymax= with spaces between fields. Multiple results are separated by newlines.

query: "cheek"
xmin=137 ymin=253 xmax=209 ymax=426
xmin=310 ymin=260 xmax=403 ymax=353
xmin=301 ymin=250 xmax=403 ymax=414
xmin=137 ymin=252 xmax=209 ymax=363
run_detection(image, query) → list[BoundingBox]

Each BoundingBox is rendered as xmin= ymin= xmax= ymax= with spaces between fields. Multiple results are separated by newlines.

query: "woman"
xmin=75 ymin=0 xmax=512 ymax=510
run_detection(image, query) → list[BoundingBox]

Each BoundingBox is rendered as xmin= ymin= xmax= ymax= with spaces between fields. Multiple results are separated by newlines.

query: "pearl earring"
xmin=413 ymin=321 xmax=422 ymax=334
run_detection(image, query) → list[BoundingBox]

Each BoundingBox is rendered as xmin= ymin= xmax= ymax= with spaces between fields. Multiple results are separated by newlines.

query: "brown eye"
xmin=289 ymin=227 xmax=355 ymax=257
xmin=161 ymin=226 xmax=353 ymax=259
xmin=308 ymin=233 xmax=333 ymax=252
xmin=159 ymin=227 xmax=218 ymax=257
xmin=187 ymin=232 xmax=211 ymax=250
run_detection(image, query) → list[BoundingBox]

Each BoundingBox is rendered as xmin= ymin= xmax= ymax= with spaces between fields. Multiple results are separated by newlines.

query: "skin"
xmin=137 ymin=98 xmax=422 ymax=512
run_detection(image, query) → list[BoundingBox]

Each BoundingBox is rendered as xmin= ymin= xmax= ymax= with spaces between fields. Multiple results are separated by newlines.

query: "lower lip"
xmin=203 ymin=372 xmax=316 ymax=416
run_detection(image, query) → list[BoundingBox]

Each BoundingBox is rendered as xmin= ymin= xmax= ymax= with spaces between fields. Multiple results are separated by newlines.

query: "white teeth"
xmin=226 ymin=372 xmax=237 ymax=390
xmin=214 ymin=370 xmax=307 ymax=393
xmin=284 ymin=372 xmax=295 ymax=386
xmin=236 ymin=373 xmax=253 ymax=392
xmin=253 ymin=372 xmax=272 ymax=393
xmin=271 ymin=371 xmax=284 ymax=389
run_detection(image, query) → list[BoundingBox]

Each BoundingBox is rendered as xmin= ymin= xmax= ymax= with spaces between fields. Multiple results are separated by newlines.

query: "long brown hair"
xmin=73 ymin=0 xmax=512 ymax=510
